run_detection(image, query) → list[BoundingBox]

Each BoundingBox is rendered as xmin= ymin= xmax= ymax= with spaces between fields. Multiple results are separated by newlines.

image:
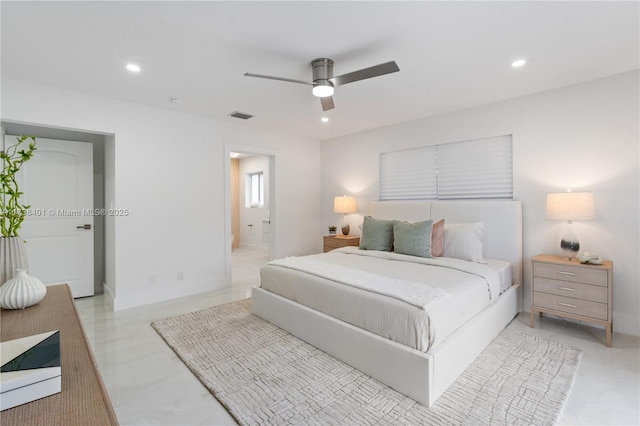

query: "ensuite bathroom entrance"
xmin=228 ymin=150 xmax=273 ymax=296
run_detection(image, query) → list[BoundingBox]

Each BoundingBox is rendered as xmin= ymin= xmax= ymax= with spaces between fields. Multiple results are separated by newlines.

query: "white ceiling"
xmin=2 ymin=1 xmax=638 ymax=141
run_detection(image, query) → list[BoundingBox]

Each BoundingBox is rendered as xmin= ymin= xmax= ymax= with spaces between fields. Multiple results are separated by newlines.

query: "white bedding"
xmin=269 ymin=255 xmax=450 ymax=309
xmin=260 ymin=247 xmax=512 ymax=352
xmin=484 ymin=257 xmax=513 ymax=294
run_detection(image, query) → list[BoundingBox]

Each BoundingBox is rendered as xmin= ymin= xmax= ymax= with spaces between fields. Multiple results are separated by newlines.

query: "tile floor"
xmin=76 ymin=248 xmax=639 ymax=425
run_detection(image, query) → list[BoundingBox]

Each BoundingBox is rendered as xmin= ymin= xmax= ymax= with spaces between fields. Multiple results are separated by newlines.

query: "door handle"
xmin=77 ymin=224 xmax=92 ymax=230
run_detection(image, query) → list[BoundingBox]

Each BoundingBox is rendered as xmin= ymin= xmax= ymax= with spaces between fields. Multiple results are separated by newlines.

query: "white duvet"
xmin=260 ymin=247 xmax=510 ymax=352
xmin=269 ymin=256 xmax=450 ymax=310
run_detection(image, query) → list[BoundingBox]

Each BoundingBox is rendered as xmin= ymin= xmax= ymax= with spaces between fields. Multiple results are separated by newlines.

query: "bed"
xmin=252 ymin=200 xmax=522 ymax=407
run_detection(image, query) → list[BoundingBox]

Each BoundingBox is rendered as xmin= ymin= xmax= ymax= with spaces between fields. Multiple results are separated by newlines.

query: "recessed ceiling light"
xmin=321 ymin=117 xmax=329 ymax=123
xmin=126 ymin=63 xmax=141 ymax=73
xmin=230 ymin=152 xmax=240 ymax=158
xmin=511 ymin=59 xmax=526 ymax=68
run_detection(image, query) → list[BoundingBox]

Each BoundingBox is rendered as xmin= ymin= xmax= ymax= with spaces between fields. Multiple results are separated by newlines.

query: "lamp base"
xmin=560 ymin=239 xmax=580 ymax=260
xmin=341 ymin=213 xmax=350 ymax=236
xmin=560 ymin=221 xmax=580 ymax=260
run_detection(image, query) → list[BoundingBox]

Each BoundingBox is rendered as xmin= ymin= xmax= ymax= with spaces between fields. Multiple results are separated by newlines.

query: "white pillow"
xmin=443 ymin=222 xmax=484 ymax=262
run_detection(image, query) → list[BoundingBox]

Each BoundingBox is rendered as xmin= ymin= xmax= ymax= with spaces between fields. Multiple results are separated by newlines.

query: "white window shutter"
xmin=380 ymin=146 xmax=437 ymax=200
xmin=437 ymin=135 xmax=512 ymax=199
xmin=379 ymin=135 xmax=512 ymax=201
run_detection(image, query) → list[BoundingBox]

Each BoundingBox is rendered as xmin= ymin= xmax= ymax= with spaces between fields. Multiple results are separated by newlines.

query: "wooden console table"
xmin=1 ymin=284 xmax=118 ymax=425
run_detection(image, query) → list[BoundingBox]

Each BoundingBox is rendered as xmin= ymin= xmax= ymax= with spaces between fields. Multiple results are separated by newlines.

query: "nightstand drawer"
xmin=324 ymin=238 xmax=345 ymax=249
xmin=533 ymin=262 xmax=608 ymax=287
xmin=323 ymin=236 xmax=360 ymax=253
xmin=534 ymin=291 xmax=608 ymax=320
xmin=534 ymin=277 xmax=608 ymax=303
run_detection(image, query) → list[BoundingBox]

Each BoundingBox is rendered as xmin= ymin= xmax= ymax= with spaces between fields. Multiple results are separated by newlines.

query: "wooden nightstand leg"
xmin=530 ymin=310 xmax=536 ymax=328
xmin=606 ymin=323 xmax=612 ymax=347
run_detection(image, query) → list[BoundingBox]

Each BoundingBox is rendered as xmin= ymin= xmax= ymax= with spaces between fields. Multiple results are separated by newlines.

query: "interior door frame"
xmin=223 ymin=143 xmax=276 ymax=284
xmin=1 ymin=120 xmax=112 ymax=299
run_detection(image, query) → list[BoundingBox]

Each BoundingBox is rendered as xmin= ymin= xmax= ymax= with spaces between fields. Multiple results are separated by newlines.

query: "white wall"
xmin=3 ymin=78 xmax=322 ymax=310
xmin=321 ymin=71 xmax=640 ymax=336
xmin=239 ymin=155 xmax=270 ymax=250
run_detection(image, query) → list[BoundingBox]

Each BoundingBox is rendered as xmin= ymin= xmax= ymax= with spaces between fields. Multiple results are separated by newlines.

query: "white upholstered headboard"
xmin=369 ymin=200 xmax=523 ymax=286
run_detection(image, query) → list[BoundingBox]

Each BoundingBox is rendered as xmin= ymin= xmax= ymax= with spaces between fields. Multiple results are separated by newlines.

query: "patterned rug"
xmin=152 ymin=298 xmax=582 ymax=425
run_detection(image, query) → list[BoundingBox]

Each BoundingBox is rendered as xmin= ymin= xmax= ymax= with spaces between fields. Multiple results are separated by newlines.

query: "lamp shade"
xmin=333 ymin=196 xmax=357 ymax=214
xmin=546 ymin=192 xmax=595 ymax=221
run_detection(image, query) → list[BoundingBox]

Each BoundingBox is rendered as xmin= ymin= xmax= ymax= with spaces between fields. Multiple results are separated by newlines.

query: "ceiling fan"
xmin=244 ymin=58 xmax=399 ymax=111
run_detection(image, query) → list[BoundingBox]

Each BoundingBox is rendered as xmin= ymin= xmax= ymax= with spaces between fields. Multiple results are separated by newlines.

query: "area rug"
xmin=151 ymin=299 xmax=582 ymax=425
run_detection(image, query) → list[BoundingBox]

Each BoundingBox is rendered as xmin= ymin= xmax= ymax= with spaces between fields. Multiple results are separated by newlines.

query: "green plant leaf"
xmin=0 ymin=135 xmax=37 ymax=237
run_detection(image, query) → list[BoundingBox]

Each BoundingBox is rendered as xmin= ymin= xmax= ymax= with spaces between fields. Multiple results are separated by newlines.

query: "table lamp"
xmin=546 ymin=191 xmax=595 ymax=259
xmin=333 ymin=195 xmax=357 ymax=236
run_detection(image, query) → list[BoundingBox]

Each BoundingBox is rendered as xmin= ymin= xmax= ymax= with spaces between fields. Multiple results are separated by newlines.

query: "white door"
xmin=8 ymin=136 xmax=95 ymax=298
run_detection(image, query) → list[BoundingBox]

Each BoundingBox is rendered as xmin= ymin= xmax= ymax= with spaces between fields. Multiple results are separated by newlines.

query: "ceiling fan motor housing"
xmin=311 ymin=58 xmax=334 ymax=87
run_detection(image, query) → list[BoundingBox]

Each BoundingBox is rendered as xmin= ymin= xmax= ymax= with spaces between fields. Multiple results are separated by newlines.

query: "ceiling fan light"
xmin=312 ymin=81 xmax=334 ymax=98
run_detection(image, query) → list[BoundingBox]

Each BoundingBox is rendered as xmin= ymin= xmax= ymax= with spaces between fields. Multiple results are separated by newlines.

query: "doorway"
xmin=2 ymin=122 xmax=109 ymax=297
xmin=225 ymin=145 xmax=275 ymax=297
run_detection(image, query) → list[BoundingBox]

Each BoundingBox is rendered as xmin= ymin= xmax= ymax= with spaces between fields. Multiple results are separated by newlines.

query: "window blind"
xmin=379 ymin=134 xmax=512 ymax=201
xmin=437 ymin=135 xmax=513 ymax=199
xmin=380 ymin=146 xmax=437 ymax=200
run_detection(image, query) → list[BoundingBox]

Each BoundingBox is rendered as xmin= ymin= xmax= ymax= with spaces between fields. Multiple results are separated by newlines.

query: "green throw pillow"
xmin=359 ymin=216 xmax=395 ymax=251
xmin=393 ymin=220 xmax=434 ymax=258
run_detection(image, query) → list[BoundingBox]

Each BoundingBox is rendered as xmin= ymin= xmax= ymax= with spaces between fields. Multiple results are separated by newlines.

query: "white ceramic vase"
xmin=0 ymin=237 xmax=30 ymax=285
xmin=0 ymin=269 xmax=47 ymax=310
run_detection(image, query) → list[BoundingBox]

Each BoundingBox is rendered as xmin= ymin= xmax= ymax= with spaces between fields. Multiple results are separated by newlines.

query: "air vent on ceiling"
xmin=228 ymin=111 xmax=253 ymax=120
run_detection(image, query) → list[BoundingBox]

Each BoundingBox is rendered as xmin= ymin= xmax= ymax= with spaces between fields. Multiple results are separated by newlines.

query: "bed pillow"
xmin=359 ymin=216 xmax=395 ymax=251
xmin=393 ymin=220 xmax=433 ymax=258
xmin=443 ymin=222 xmax=484 ymax=262
xmin=431 ymin=219 xmax=445 ymax=257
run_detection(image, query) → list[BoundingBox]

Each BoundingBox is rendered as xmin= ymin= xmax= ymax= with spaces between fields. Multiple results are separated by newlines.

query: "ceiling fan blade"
xmin=320 ymin=96 xmax=335 ymax=111
xmin=243 ymin=72 xmax=312 ymax=86
xmin=330 ymin=61 xmax=399 ymax=86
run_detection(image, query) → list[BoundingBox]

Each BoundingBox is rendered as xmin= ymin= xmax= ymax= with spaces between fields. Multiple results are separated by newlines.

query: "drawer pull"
xmin=558 ymin=302 xmax=577 ymax=308
xmin=557 ymin=271 xmax=576 ymax=276
xmin=558 ymin=286 xmax=576 ymax=292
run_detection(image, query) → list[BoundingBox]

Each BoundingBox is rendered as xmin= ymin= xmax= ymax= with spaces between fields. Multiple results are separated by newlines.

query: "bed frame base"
xmin=252 ymin=284 xmax=520 ymax=407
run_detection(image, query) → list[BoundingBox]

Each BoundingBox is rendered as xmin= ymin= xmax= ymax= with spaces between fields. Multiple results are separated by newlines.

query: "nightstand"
xmin=323 ymin=235 xmax=360 ymax=253
xmin=530 ymin=254 xmax=613 ymax=347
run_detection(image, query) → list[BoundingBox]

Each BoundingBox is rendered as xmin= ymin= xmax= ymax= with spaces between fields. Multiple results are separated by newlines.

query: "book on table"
xmin=0 ymin=330 xmax=61 ymax=411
